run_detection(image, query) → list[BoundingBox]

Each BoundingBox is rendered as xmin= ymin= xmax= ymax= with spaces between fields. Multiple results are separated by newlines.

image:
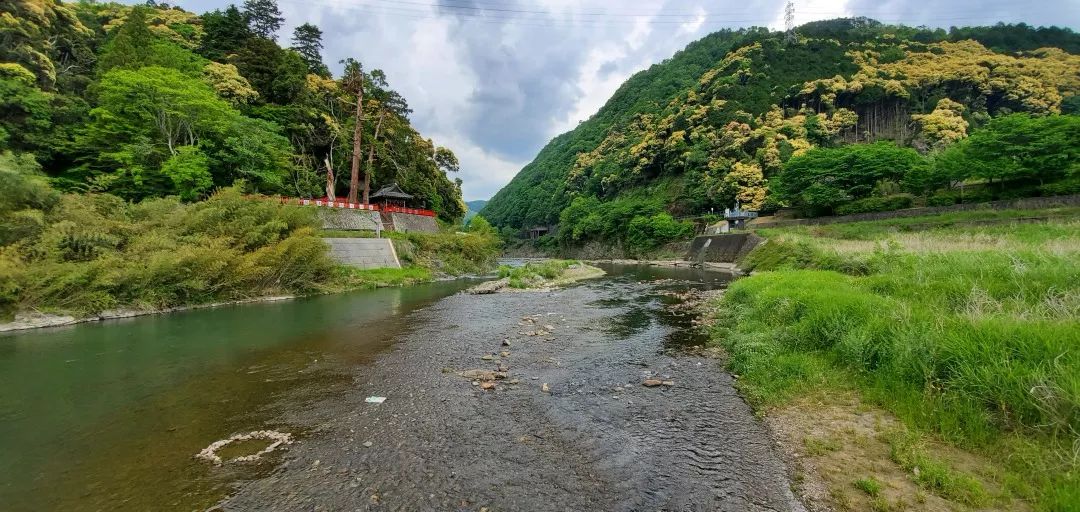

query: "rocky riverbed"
xmin=219 ymin=267 xmax=803 ymax=511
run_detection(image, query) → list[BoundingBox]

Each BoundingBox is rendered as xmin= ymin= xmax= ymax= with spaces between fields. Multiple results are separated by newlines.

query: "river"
xmin=0 ymin=264 xmax=801 ymax=511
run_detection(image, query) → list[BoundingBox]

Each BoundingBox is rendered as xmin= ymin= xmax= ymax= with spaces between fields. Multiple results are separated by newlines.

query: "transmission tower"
xmin=784 ymin=0 xmax=796 ymax=44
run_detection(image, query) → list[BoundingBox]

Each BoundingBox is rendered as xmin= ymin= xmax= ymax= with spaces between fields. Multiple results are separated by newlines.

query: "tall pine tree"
xmin=242 ymin=0 xmax=283 ymax=41
xmin=97 ymin=7 xmax=154 ymax=72
xmin=291 ymin=23 xmax=329 ymax=76
xmin=200 ymin=6 xmax=252 ymax=61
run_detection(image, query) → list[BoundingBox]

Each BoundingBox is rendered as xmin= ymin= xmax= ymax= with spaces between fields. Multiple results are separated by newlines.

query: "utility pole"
xmin=784 ymin=0 xmax=796 ymax=44
xmin=348 ymin=74 xmax=364 ymax=204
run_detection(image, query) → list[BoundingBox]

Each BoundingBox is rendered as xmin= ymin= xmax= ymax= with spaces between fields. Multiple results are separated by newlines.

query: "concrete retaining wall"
xmin=686 ymin=234 xmax=763 ymax=263
xmin=752 ymin=194 xmax=1080 ymax=228
xmin=382 ymin=212 xmax=439 ymax=233
xmin=323 ymin=238 xmax=401 ymax=269
xmin=318 ymin=209 xmax=383 ymax=231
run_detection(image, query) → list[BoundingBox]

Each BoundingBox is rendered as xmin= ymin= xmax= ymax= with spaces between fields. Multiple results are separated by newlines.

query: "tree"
xmin=161 ymin=146 xmax=212 ymax=200
xmin=202 ymin=62 xmax=259 ymax=106
xmin=73 ymin=67 xmax=235 ymax=198
xmin=231 ymin=39 xmax=307 ymax=104
xmin=0 ymin=64 xmax=52 ymax=153
xmin=291 ymin=23 xmax=329 ymax=76
xmin=341 ymin=59 xmax=364 ymax=204
xmin=199 ymin=6 xmax=252 ymax=61
xmin=434 ymin=147 xmax=460 ymax=174
xmin=97 ymin=7 xmax=155 ymax=72
xmin=774 ymin=142 xmax=929 ymax=216
xmin=242 ymin=0 xmax=283 ymax=40
xmin=913 ymin=98 xmax=968 ymax=151
xmin=935 ymin=114 xmax=1079 ymax=186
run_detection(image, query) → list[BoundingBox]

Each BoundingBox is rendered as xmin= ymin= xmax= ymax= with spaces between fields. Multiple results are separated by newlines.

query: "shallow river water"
xmin=1 ymin=264 xmax=800 ymax=511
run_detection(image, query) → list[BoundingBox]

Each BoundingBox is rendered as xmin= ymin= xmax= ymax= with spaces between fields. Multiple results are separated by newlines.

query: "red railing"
xmin=282 ymin=197 xmax=436 ymax=217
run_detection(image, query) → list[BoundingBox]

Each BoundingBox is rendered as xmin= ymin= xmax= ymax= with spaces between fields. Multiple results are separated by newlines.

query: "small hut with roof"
xmin=369 ymin=182 xmax=413 ymax=209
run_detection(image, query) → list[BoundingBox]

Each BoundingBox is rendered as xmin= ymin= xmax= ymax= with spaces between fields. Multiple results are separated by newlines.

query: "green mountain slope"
xmin=481 ymin=19 xmax=1080 ymax=245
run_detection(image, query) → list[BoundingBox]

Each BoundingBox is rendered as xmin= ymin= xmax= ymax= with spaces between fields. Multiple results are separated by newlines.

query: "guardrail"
xmin=280 ymin=197 xmax=437 ymax=217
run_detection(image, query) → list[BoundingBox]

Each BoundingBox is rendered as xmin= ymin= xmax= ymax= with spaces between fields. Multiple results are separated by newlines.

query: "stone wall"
xmin=686 ymin=234 xmax=764 ymax=263
xmin=382 ymin=212 xmax=439 ymax=233
xmin=317 ymin=209 xmax=383 ymax=231
xmin=323 ymin=238 xmax=401 ymax=269
xmin=752 ymin=194 xmax=1080 ymax=228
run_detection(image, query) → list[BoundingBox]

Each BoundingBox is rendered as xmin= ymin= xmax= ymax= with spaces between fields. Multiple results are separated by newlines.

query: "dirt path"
xmin=221 ymin=274 xmax=803 ymax=511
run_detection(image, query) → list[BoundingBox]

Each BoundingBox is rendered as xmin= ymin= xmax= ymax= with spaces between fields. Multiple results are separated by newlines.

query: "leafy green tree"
xmin=199 ymin=6 xmax=252 ymax=61
xmin=73 ymin=66 xmax=235 ymax=197
xmin=775 ymin=142 xmax=929 ymax=216
xmin=935 ymin=114 xmax=1080 ymax=186
xmin=291 ymin=23 xmax=329 ymax=76
xmin=0 ymin=64 xmax=52 ymax=152
xmin=232 ymin=38 xmax=308 ymax=104
xmin=208 ymin=116 xmax=294 ymax=191
xmin=242 ymin=0 xmax=283 ymax=40
xmin=161 ymin=146 xmax=213 ymax=200
xmin=467 ymin=215 xmax=495 ymax=235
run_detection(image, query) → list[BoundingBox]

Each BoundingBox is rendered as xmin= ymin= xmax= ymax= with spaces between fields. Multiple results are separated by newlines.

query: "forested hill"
xmin=1 ymin=0 xmax=465 ymax=221
xmin=481 ymin=18 xmax=1080 ymax=244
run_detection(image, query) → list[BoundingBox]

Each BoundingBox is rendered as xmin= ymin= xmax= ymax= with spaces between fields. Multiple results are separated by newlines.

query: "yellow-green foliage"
xmin=391 ymin=230 xmax=501 ymax=276
xmin=0 ymin=162 xmax=337 ymax=318
xmin=714 ymin=212 xmax=1080 ymax=509
xmin=498 ymin=260 xmax=575 ymax=288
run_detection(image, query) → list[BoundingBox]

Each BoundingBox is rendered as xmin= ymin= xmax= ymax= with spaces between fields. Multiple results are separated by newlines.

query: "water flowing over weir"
xmin=1 ymin=264 xmax=802 ymax=511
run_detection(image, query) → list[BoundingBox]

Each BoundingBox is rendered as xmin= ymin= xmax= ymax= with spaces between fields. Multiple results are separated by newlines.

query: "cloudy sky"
xmin=165 ymin=0 xmax=1079 ymax=200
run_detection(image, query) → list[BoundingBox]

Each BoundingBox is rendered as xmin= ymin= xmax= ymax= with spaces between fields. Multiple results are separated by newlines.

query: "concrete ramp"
xmin=686 ymin=234 xmax=763 ymax=263
xmin=323 ymin=238 xmax=401 ymax=269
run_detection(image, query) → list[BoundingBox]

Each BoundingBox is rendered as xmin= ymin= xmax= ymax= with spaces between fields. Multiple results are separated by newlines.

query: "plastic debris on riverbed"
xmin=365 ymin=396 xmax=387 ymax=404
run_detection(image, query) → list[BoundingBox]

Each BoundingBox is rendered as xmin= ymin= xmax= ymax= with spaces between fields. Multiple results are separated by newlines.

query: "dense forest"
xmin=481 ymin=18 xmax=1080 ymax=249
xmin=1 ymin=0 xmax=466 ymax=221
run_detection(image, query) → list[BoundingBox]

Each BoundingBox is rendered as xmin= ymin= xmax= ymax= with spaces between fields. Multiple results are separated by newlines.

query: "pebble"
xmin=541 ymin=383 xmax=551 ymax=393
xmin=643 ymin=379 xmax=663 ymax=387
xmin=481 ymin=355 xmax=494 ymax=361
xmin=363 ymin=441 xmax=373 ymax=448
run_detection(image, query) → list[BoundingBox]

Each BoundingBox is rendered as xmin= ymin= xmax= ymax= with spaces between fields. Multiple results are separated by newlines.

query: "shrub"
xmin=0 ymin=173 xmax=340 ymax=316
xmin=835 ymin=194 xmax=915 ymax=215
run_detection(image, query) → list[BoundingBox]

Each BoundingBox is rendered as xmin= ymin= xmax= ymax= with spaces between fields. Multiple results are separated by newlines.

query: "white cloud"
xmin=165 ymin=0 xmax=1080 ymax=201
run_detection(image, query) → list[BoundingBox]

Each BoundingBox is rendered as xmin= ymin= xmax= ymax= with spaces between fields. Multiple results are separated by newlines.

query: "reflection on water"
xmin=0 ymin=263 xmax=733 ymax=511
xmin=592 ymin=263 xmax=733 ymax=349
xmin=0 ymin=280 xmax=474 ymax=511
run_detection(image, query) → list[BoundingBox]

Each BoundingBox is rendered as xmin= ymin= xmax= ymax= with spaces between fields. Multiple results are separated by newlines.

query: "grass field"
xmin=710 ymin=208 xmax=1079 ymax=510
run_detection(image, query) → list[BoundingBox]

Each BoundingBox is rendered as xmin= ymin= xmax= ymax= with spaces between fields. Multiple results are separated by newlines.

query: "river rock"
xmin=499 ymin=351 xmax=510 ymax=357
xmin=467 ymin=278 xmax=509 ymax=295
xmin=541 ymin=383 xmax=551 ymax=393
xmin=480 ymin=355 xmax=494 ymax=361
xmin=642 ymin=379 xmax=663 ymax=387
xmin=460 ymin=369 xmax=507 ymax=381
xmin=662 ymin=380 xmax=675 ymax=386
xmin=480 ymin=381 xmax=496 ymax=390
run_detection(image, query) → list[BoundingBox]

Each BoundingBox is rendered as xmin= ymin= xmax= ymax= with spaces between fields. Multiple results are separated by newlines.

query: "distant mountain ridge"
xmin=464 ymin=199 xmax=488 ymax=222
xmin=480 ymin=18 xmax=1080 ymax=243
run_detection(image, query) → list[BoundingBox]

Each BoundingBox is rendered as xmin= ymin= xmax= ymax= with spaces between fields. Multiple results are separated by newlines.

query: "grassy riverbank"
xmin=0 ymin=159 xmax=499 ymax=322
xmin=708 ymin=208 xmax=1079 ymax=510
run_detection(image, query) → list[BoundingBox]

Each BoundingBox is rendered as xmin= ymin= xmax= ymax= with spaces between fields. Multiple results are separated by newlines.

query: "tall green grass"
xmin=498 ymin=260 xmax=575 ymax=288
xmin=713 ymin=214 xmax=1080 ymax=510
